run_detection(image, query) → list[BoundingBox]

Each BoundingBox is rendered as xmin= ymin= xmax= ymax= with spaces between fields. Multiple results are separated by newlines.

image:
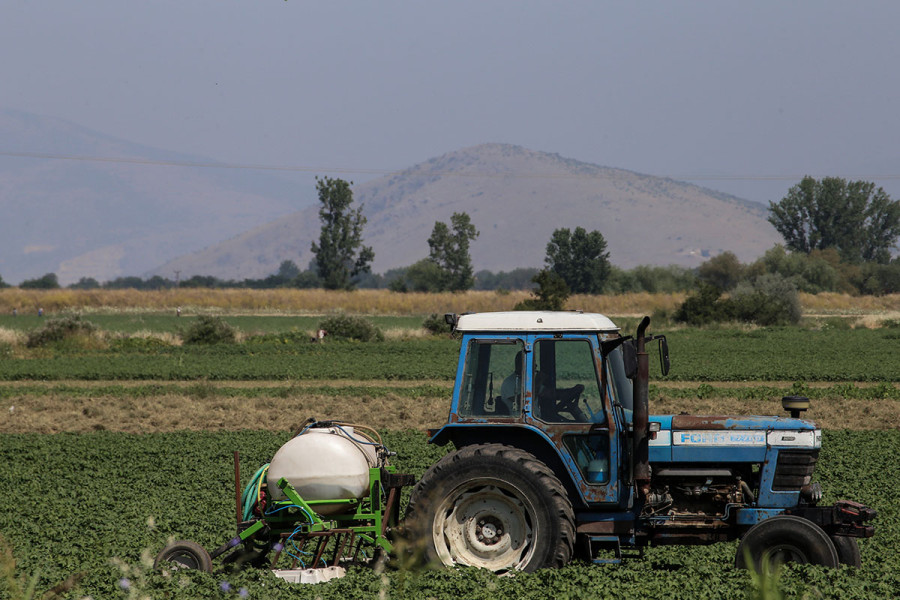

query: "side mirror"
xmin=658 ymin=336 xmax=670 ymax=376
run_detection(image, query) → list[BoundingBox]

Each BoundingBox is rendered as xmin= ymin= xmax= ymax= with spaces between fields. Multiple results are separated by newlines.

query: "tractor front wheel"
xmin=735 ymin=515 xmax=839 ymax=571
xmin=405 ymin=444 xmax=574 ymax=574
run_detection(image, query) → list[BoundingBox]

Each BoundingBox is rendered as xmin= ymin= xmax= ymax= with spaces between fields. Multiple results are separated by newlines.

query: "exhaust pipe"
xmin=633 ymin=316 xmax=651 ymax=500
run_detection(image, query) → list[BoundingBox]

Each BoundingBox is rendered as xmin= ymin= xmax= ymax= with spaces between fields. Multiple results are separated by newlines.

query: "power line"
xmin=2 ymin=149 xmax=900 ymax=183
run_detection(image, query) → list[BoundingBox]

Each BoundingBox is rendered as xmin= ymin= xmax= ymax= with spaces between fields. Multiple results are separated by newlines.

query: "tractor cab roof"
xmin=453 ymin=311 xmax=619 ymax=333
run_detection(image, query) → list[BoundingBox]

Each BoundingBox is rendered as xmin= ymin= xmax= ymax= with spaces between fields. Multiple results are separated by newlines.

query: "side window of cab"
xmin=458 ymin=339 xmax=524 ymax=418
xmin=532 ymin=338 xmax=605 ymax=423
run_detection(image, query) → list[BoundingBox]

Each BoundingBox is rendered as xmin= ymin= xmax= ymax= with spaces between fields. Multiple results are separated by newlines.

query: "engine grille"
xmin=772 ymin=449 xmax=819 ymax=491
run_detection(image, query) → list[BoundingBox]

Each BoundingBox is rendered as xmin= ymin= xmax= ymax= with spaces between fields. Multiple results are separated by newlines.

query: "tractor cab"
xmin=430 ymin=311 xmax=667 ymax=509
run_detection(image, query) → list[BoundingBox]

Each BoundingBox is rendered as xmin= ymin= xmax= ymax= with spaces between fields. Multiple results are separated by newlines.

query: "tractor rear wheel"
xmin=735 ymin=515 xmax=839 ymax=571
xmin=154 ymin=540 xmax=213 ymax=573
xmin=405 ymin=444 xmax=574 ymax=574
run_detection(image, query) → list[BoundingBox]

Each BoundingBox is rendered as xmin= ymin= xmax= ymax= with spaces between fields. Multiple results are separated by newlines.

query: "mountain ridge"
xmin=0 ymin=109 xmax=307 ymax=285
xmin=152 ymin=143 xmax=780 ymax=280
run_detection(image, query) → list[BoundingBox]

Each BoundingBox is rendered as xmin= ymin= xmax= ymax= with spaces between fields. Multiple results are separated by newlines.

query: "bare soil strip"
xmin=1 ymin=380 xmax=897 ymax=434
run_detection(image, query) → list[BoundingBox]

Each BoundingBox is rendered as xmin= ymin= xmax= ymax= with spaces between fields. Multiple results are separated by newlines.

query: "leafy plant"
xmin=0 ymin=535 xmax=82 ymax=599
xmin=422 ymin=314 xmax=452 ymax=336
xmin=181 ymin=316 xmax=237 ymax=345
xmin=318 ymin=315 xmax=385 ymax=342
xmin=25 ymin=316 xmax=100 ymax=348
xmin=0 ymin=430 xmax=895 ymax=599
xmin=730 ymin=274 xmax=802 ymax=326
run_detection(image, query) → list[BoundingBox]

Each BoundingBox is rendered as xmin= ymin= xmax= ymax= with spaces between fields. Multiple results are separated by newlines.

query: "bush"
xmin=26 ymin=316 xmax=100 ymax=348
xmin=730 ymin=274 xmax=802 ymax=326
xmin=674 ymin=275 xmax=801 ymax=327
xmin=753 ymin=246 xmax=843 ymax=293
xmin=673 ymin=283 xmax=734 ymax=326
xmin=855 ymin=261 xmax=900 ymax=295
xmin=181 ymin=316 xmax=237 ymax=345
xmin=422 ymin=313 xmax=452 ymax=336
xmin=318 ymin=314 xmax=384 ymax=342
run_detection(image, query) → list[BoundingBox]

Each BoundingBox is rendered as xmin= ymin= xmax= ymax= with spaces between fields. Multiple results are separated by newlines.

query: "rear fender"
xmin=430 ymin=423 xmax=588 ymax=509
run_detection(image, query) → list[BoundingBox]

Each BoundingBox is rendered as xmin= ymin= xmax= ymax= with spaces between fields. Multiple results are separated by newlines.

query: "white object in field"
xmin=267 ymin=427 xmax=379 ymax=514
xmin=272 ymin=566 xmax=346 ymax=584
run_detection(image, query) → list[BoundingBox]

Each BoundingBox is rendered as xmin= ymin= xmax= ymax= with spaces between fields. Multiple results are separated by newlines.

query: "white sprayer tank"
xmin=267 ymin=427 xmax=379 ymax=515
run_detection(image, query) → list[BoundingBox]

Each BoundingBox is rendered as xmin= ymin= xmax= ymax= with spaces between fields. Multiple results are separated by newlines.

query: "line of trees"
xmin=2 ymin=175 xmax=898 ymax=298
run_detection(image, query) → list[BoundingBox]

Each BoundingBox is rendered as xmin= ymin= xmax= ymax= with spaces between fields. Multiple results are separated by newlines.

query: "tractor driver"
xmin=535 ymin=372 xmax=585 ymax=421
xmin=501 ymin=348 xmax=589 ymax=421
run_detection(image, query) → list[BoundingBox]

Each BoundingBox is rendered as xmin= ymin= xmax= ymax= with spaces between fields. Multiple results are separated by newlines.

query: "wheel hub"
xmin=476 ymin=517 xmax=504 ymax=545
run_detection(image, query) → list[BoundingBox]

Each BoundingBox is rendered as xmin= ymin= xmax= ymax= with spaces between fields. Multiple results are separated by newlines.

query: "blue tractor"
xmin=405 ymin=311 xmax=875 ymax=573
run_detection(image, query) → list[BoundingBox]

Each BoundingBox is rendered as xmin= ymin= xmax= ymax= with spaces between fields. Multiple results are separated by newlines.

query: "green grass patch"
xmin=2 ymin=327 xmax=899 ymax=382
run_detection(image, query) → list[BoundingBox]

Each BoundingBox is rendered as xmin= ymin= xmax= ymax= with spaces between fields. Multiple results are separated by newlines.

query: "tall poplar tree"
xmin=310 ymin=177 xmax=374 ymax=290
xmin=427 ymin=212 xmax=480 ymax=291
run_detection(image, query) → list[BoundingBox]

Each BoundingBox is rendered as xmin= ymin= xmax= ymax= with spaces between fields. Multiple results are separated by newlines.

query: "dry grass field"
xmin=0 ymin=288 xmax=684 ymax=315
xmin=2 ymin=288 xmax=898 ymax=318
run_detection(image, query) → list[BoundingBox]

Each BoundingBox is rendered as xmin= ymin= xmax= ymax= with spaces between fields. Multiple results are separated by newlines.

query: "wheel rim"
xmin=763 ymin=543 xmax=810 ymax=567
xmin=164 ymin=550 xmax=203 ymax=570
xmin=432 ymin=479 xmax=535 ymax=572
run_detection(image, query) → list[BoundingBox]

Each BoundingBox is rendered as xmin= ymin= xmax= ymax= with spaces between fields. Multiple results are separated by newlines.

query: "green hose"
xmin=241 ymin=464 xmax=269 ymax=521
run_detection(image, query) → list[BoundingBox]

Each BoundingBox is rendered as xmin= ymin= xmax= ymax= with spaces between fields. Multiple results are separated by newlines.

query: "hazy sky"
xmin=4 ymin=0 xmax=900 ymax=205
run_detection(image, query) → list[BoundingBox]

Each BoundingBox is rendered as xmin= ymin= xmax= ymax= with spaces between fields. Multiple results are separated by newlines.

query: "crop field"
xmin=2 ymin=323 xmax=900 ymax=382
xmin=1 ymin=300 xmax=899 ymax=599
xmin=1 ymin=430 xmax=898 ymax=599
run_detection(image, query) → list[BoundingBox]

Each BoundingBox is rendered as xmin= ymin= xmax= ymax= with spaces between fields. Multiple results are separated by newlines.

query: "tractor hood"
xmin=648 ymin=414 xmax=820 ymax=463
xmin=660 ymin=414 xmax=817 ymax=431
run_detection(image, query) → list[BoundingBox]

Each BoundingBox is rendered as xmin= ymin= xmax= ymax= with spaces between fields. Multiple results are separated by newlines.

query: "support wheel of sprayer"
xmin=154 ymin=540 xmax=213 ymax=573
xmin=830 ymin=535 xmax=861 ymax=567
xmin=735 ymin=515 xmax=838 ymax=571
xmin=405 ymin=444 xmax=574 ymax=574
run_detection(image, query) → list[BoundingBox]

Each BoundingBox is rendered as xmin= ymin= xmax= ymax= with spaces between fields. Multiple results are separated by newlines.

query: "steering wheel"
xmin=556 ymin=384 xmax=586 ymax=419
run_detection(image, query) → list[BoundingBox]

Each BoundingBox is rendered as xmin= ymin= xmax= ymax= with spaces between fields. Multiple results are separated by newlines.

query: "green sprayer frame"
xmin=212 ymin=462 xmax=413 ymax=571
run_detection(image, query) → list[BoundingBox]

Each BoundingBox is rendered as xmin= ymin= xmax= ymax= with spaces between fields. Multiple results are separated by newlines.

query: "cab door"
xmin=523 ymin=334 xmax=623 ymax=506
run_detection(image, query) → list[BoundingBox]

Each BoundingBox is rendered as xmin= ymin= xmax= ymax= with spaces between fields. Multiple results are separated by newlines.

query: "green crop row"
xmin=1 ymin=327 xmax=899 ymax=382
xmin=0 ymin=382 xmax=452 ymax=401
xmin=0 ymin=430 xmax=897 ymax=599
xmin=0 ymin=314 xmax=426 ymax=335
xmin=0 ymin=340 xmax=460 ymax=381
